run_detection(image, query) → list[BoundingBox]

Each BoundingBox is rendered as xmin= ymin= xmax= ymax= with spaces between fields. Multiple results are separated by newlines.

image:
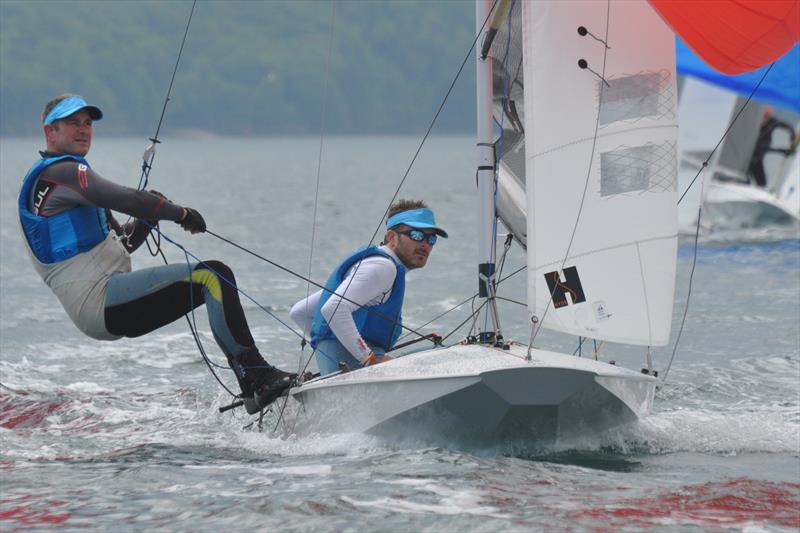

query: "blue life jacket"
xmin=18 ymin=154 xmax=109 ymax=264
xmin=311 ymin=246 xmax=406 ymax=351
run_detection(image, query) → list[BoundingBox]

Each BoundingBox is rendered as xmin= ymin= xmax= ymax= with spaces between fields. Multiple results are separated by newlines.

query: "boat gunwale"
xmin=290 ymin=351 xmax=656 ymax=394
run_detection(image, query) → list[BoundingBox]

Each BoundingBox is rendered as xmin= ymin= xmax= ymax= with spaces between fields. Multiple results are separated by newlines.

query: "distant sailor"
xmin=18 ymin=94 xmax=295 ymax=413
xmin=748 ymin=107 xmax=797 ymax=188
xmin=290 ymin=200 xmax=447 ymax=375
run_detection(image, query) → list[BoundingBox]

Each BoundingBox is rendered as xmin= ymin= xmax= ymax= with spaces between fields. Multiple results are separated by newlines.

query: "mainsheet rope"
xmin=147 ymin=224 xmax=524 ymax=363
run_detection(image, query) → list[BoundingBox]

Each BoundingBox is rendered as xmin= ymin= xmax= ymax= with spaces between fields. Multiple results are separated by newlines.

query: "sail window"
xmin=600 ymin=142 xmax=677 ymax=197
xmin=598 ymin=70 xmax=674 ymax=126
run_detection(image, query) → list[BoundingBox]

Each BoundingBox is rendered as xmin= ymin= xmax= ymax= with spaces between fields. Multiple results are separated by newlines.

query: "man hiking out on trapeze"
xmin=18 ymin=93 xmax=294 ymax=413
xmin=290 ymin=200 xmax=447 ymax=375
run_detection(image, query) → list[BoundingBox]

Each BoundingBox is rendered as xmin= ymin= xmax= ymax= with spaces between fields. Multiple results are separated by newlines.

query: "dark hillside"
xmin=0 ymin=0 xmax=475 ymax=135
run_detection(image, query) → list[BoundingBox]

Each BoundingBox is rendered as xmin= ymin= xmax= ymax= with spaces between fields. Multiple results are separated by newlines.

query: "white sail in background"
xmin=678 ymin=78 xmax=738 ymax=164
xmin=523 ymin=0 xmax=679 ymax=346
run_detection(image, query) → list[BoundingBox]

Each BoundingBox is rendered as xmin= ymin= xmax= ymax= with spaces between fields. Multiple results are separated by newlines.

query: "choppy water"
xmin=1 ymin=136 xmax=798 ymax=531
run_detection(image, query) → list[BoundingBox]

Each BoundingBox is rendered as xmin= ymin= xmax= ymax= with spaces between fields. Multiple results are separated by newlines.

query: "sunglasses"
xmin=395 ymin=228 xmax=438 ymax=246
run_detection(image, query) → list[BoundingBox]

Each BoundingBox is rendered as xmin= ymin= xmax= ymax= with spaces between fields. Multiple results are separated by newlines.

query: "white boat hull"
xmin=703 ymin=180 xmax=800 ymax=228
xmin=678 ymin=151 xmax=800 ymax=232
xmin=278 ymin=344 xmax=656 ymax=446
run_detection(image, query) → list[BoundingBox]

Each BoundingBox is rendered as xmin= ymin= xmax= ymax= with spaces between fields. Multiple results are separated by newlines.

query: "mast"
xmin=475 ymin=0 xmax=501 ymax=344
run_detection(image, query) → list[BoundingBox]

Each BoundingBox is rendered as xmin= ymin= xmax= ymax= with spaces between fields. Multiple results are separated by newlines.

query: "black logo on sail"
xmin=544 ymin=266 xmax=586 ymax=309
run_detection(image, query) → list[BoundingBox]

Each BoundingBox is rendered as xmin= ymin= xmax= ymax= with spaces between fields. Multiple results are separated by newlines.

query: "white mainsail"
xmin=523 ymin=0 xmax=679 ymax=346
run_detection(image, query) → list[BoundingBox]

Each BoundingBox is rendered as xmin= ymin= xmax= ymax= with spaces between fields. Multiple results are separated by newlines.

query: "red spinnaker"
xmin=649 ymin=0 xmax=800 ymax=74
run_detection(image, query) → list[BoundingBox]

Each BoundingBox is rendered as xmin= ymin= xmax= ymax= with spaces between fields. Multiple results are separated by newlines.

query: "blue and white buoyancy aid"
xmin=18 ymin=154 xmax=109 ymax=264
xmin=310 ymin=246 xmax=406 ymax=350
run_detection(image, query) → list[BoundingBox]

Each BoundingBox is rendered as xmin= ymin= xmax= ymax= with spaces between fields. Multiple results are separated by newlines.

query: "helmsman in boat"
xmin=747 ymin=107 xmax=797 ymax=188
xmin=290 ymin=200 xmax=447 ymax=375
xmin=18 ymin=94 xmax=295 ymax=413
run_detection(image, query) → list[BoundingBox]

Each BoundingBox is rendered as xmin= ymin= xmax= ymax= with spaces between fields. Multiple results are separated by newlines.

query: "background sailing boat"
xmin=677 ymin=42 xmax=800 ymax=231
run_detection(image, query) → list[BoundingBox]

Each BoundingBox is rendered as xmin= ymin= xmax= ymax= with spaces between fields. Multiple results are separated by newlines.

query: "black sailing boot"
xmin=229 ymin=348 xmax=296 ymax=415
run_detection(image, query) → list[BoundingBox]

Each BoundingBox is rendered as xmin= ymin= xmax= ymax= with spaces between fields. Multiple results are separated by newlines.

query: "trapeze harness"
xmin=19 ymin=154 xmax=110 ymax=264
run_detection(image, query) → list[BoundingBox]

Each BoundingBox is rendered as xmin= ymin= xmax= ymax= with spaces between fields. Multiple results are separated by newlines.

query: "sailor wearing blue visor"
xmin=19 ymin=94 xmax=296 ymax=414
xmin=290 ymin=200 xmax=447 ymax=375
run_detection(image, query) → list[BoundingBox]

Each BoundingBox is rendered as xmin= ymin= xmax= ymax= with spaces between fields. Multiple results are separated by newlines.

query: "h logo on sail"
xmin=544 ymin=267 xmax=586 ymax=308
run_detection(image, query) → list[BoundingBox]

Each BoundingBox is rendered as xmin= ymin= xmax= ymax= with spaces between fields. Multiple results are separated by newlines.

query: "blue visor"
xmin=386 ymin=208 xmax=448 ymax=238
xmin=44 ymin=96 xmax=103 ymax=125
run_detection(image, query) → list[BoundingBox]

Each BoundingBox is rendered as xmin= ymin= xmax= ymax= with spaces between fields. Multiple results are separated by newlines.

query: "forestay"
xmin=523 ymin=0 xmax=678 ymax=346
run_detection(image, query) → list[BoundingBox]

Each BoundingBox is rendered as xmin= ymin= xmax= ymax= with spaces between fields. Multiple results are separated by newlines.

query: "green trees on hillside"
xmin=0 ymin=0 xmax=475 ymax=136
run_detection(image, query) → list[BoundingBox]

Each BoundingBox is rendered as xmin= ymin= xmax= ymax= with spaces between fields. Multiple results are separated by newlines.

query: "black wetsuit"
xmin=748 ymin=117 xmax=796 ymax=187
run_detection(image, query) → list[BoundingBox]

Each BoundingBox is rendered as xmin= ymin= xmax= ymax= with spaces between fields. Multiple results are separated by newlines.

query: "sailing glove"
xmin=178 ymin=207 xmax=207 ymax=234
xmin=361 ymin=352 xmax=394 ymax=367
